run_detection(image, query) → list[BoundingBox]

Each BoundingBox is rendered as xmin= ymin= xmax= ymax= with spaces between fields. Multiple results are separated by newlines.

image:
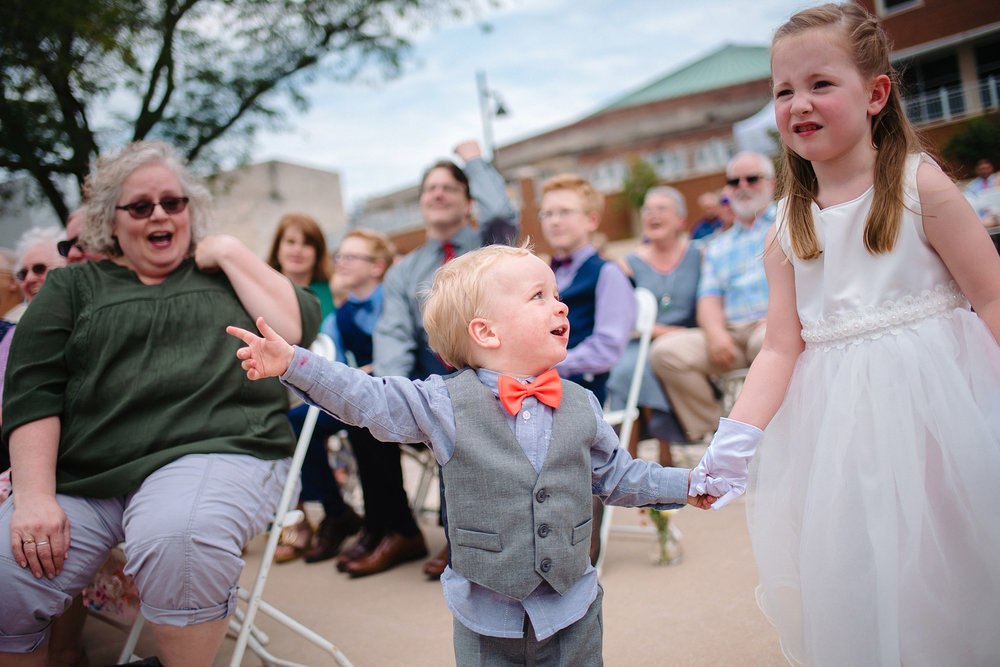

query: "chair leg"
xmin=118 ymin=614 xmax=145 ymax=664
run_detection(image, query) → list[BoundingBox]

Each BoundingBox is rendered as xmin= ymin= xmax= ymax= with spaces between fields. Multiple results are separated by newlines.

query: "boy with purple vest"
xmin=228 ymin=245 xmax=711 ymax=666
xmin=539 ymin=174 xmax=636 ymax=564
xmin=538 ymin=174 xmax=634 ymax=405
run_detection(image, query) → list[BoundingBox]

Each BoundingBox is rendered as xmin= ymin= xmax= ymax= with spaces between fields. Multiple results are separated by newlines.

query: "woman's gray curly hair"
xmin=80 ymin=140 xmax=212 ymax=257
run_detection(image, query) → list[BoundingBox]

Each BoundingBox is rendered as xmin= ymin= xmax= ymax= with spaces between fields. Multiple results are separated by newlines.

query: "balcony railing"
xmin=903 ymin=76 xmax=1000 ymax=125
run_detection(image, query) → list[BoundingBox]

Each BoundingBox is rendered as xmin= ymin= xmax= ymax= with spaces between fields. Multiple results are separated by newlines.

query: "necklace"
xmin=639 ymin=239 xmax=687 ymax=314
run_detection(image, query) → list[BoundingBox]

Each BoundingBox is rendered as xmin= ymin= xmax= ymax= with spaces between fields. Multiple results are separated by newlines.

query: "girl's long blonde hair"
xmin=774 ymin=3 xmax=922 ymax=260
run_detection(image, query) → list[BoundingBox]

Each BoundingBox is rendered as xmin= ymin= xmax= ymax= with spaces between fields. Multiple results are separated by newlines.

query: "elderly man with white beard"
xmin=649 ymin=151 xmax=775 ymax=443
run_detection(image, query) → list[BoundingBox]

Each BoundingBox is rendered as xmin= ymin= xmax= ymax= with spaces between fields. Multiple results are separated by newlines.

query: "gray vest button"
xmin=539 ymin=558 xmax=553 ymax=572
xmin=535 ymin=489 xmax=548 ymax=503
xmin=537 ymin=524 xmax=551 ymax=538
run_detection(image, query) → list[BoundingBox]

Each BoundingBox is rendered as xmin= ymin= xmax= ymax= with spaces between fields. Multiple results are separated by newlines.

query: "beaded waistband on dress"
xmin=800 ymin=282 xmax=968 ymax=349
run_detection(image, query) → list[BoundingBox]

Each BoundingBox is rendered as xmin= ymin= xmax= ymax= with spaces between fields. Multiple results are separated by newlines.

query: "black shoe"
xmin=304 ymin=507 xmax=363 ymax=563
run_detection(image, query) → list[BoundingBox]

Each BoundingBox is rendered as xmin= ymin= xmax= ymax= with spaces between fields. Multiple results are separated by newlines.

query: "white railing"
xmin=903 ymin=76 xmax=999 ymax=125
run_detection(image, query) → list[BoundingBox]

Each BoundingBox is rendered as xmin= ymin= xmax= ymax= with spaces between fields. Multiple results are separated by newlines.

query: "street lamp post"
xmin=476 ymin=70 xmax=508 ymax=164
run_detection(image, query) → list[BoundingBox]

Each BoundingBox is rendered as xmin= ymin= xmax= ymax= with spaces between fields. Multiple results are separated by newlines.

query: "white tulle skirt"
xmin=747 ymin=308 xmax=1000 ymax=666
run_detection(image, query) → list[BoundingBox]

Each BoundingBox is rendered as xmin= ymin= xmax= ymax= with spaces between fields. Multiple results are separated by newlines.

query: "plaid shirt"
xmin=697 ymin=204 xmax=775 ymax=325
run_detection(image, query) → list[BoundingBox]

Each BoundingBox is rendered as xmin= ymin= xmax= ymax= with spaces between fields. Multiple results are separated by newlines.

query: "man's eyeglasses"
xmin=115 ymin=196 xmax=190 ymax=220
xmin=15 ymin=264 xmax=49 ymax=282
xmin=334 ymin=253 xmax=376 ymax=264
xmin=57 ymin=236 xmax=82 ymax=258
xmin=725 ymin=175 xmax=763 ymax=187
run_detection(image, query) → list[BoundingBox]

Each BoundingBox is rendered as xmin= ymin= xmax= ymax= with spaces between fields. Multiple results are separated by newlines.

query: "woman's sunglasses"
xmin=15 ymin=264 xmax=49 ymax=282
xmin=57 ymin=236 xmax=81 ymax=258
xmin=115 ymin=196 xmax=190 ymax=220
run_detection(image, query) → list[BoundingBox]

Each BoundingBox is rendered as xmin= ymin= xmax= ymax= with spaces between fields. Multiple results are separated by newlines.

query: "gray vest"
xmin=442 ymin=369 xmax=597 ymax=600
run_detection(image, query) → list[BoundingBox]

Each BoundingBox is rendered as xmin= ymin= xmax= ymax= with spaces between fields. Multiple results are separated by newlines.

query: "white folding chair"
xmin=595 ymin=287 xmax=673 ymax=574
xmin=117 ymin=333 xmax=353 ymax=667
xmin=401 ymin=444 xmax=440 ymax=520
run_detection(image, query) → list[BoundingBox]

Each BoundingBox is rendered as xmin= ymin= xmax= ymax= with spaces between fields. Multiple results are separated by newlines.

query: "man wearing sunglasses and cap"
xmin=649 ymin=151 xmax=775 ymax=444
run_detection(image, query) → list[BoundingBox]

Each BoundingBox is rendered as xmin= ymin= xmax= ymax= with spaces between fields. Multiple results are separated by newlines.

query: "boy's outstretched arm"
xmin=227 ymin=316 xmax=296 ymax=380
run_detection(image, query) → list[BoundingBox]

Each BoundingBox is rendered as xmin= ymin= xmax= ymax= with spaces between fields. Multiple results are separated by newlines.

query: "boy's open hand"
xmin=227 ymin=316 xmax=295 ymax=380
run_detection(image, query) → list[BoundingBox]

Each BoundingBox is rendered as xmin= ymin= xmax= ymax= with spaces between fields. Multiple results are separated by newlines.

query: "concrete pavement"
xmin=83 ymin=445 xmax=785 ymax=666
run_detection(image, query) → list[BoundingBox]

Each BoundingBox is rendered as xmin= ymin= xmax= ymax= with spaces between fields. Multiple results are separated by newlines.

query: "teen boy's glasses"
xmin=538 ymin=208 xmax=584 ymax=221
xmin=725 ymin=175 xmax=763 ymax=187
xmin=115 ymin=196 xmax=190 ymax=219
xmin=57 ymin=236 xmax=81 ymax=258
xmin=15 ymin=264 xmax=49 ymax=282
xmin=333 ymin=253 xmax=376 ymax=264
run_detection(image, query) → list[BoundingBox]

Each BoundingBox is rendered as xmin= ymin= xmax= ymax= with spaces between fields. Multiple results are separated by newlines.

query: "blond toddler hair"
xmin=423 ymin=243 xmax=534 ymax=370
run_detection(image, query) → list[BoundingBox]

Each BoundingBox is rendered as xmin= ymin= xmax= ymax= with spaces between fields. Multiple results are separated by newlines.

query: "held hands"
xmin=227 ymin=316 xmax=295 ymax=380
xmin=686 ymin=469 xmax=718 ymax=510
xmin=690 ymin=418 xmax=763 ymax=510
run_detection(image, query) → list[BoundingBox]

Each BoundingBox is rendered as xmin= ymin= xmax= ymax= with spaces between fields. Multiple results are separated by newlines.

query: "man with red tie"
xmin=228 ymin=244 xmax=708 ymax=667
xmin=371 ymin=140 xmax=519 ymax=578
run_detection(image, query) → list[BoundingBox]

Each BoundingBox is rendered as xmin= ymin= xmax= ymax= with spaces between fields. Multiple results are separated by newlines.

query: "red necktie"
xmin=497 ymin=369 xmax=563 ymax=416
xmin=441 ymin=241 xmax=455 ymax=265
xmin=434 ymin=240 xmax=455 ymax=371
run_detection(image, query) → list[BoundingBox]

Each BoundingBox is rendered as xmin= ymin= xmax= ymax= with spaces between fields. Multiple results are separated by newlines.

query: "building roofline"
xmin=890 ymin=20 xmax=1000 ymax=60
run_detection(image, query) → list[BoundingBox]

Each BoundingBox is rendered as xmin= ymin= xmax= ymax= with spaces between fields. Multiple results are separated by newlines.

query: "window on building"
xmin=648 ymin=147 xmax=687 ymax=179
xmin=589 ymin=159 xmax=628 ymax=194
xmin=693 ymin=139 xmax=732 ymax=174
xmin=874 ymin=0 xmax=921 ymax=17
xmin=974 ymin=36 xmax=1000 ymax=111
xmin=900 ymin=51 xmax=964 ymax=123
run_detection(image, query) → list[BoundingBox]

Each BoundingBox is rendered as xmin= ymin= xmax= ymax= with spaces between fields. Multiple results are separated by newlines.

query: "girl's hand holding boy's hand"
xmin=687 ymin=470 xmax=717 ymax=510
xmin=227 ymin=316 xmax=295 ymax=380
xmin=691 ymin=417 xmax=764 ymax=510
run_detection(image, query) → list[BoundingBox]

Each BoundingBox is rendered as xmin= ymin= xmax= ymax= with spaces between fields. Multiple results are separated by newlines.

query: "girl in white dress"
xmin=690 ymin=4 xmax=1000 ymax=665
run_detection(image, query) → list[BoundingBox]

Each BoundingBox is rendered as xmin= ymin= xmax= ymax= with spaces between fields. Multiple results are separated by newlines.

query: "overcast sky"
xmin=251 ymin=0 xmax=817 ymax=212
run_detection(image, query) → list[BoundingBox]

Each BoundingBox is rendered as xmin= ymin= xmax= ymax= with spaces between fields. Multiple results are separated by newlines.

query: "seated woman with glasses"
xmin=0 ymin=139 xmax=321 ymax=666
xmin=13 ymin=225 xmax=66 ymax=306
xmin=0 ymin=227 xmax=67 ymax=419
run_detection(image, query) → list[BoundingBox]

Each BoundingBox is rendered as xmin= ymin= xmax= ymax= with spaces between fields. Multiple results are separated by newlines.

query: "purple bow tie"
xmin=550 ymin=257 xmax=571 ymax=271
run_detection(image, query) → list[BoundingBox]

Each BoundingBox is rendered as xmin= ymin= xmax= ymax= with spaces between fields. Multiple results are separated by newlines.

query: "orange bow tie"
xmin=497 ymin=369 xmax=563 ymax=416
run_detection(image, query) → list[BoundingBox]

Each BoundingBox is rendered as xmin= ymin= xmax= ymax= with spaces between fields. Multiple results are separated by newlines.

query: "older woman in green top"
xmin=0 ymin=140 xmax=320 ymax=665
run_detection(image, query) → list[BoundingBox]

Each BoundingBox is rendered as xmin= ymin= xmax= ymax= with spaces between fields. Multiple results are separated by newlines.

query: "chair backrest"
xmin=603 ymin=287 xmax=657 ymax=448
xmin=228 ymin=332 xmax=345 ymax=666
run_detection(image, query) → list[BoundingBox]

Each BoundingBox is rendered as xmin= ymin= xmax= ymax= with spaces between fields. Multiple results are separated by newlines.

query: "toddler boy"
xmin=228 ymin=245 xmax=709 ymax=666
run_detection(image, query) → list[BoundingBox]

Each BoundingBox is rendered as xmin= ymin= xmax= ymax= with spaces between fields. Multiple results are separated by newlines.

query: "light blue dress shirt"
xmin=280 ymin=349 xmax=689 ymax=639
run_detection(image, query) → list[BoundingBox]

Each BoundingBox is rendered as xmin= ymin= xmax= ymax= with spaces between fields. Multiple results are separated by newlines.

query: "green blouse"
xmin=308 ymin=279 xmax=336 ymax=319
xmin=2 ymin=258 xmax=321 ymax=497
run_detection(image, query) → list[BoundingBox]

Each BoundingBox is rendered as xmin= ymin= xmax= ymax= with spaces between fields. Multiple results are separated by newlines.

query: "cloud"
xmin=252 ymin=0 xmax=818 ymax=210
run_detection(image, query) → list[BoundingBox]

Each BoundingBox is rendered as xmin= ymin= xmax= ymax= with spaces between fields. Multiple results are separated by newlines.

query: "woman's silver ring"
xmin=36 ymin=541 xmax=50 ymax=546
xmin=22 ymin=537 xmax=35 ymax=544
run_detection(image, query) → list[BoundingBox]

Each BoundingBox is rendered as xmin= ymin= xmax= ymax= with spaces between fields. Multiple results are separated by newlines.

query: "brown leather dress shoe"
xmin=421 ymin=544 xmax=449 ymax=579
xmin=335 ymin=529 xmax=384 ymax=572
xmin=304 ymin=507 xmax=363 ymax=563
xmin=344 ymin=532 xmax=428 ymax=578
